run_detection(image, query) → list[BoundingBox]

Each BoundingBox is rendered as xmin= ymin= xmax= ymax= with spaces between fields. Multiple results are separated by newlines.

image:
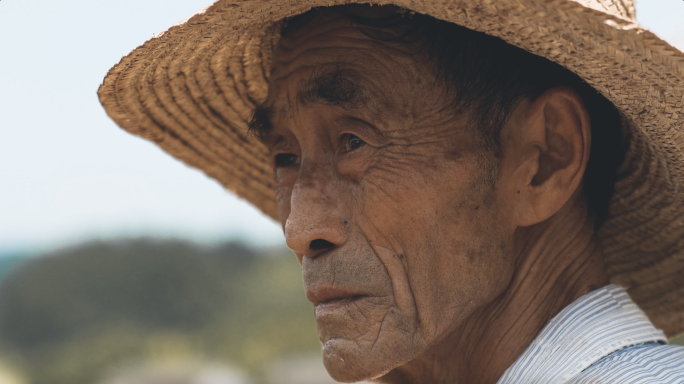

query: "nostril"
xmin=310 ymin=239 xmax=335 ymax=251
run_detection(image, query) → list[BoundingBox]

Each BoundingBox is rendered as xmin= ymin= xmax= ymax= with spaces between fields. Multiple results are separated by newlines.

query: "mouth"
xmin=315 ymin=295 xmax=366 ymax=316
xmin=306 ymin=287 xmax=367 ymax=316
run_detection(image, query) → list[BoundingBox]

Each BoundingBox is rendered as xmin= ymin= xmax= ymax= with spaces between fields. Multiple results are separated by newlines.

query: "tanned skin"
xmin=252 ymin=7 xmax=610 ymax=384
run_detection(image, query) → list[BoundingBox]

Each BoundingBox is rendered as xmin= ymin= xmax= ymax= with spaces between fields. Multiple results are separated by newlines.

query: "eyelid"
xmin=333 ymin=117 xmax=383 ymax=146
xmin=270 ymin=139 xmax=300 ymax=167
xmin=274 ymin=152 xmax=299 ymax=167
xmin=269 ymin=135 xmax=299 ymax=157
xmin=339 ymin=132 xmax=364 ymax=150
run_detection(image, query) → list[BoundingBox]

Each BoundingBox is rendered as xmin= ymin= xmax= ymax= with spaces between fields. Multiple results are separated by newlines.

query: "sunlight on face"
xmin=258 ymin=8 xmax=516 ymax=382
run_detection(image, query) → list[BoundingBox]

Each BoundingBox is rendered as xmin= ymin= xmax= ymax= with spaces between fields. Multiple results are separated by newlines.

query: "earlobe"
xmin=511 ymin=87 xmax=591 ymax=227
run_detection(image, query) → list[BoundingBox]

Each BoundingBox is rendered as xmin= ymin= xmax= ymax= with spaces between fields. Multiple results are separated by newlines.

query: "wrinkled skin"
xmin=255 ymin=7 xmax=610 ymax=384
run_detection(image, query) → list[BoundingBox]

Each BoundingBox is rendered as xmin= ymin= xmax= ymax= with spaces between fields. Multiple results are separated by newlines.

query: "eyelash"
xmin=274 ymin=153 xmax=299 ymax=167
xmin=273 ymin=134 xmax=366 ymax=167
xmin=344 ymin=134 xmax=366 ymax=152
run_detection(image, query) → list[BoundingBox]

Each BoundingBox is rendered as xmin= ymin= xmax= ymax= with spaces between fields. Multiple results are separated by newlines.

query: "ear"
xmin=503 ymin=87 xmax=591 ymax=227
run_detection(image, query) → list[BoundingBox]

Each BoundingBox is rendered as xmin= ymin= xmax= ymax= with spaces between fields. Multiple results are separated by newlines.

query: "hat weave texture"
xmin=98 ymin=0 xmax=684 ymax=336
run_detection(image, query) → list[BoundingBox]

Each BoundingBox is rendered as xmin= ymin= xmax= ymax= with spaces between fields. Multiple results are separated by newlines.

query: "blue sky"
xmin=0 ymin=0 xmax=682 ymax=254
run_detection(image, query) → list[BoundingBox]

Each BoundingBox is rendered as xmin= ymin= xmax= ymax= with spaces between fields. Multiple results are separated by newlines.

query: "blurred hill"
xmin=0 ymin=239 xmax=319 ymax=384
xmin=0 ymin=255 xmax=25 ymax=284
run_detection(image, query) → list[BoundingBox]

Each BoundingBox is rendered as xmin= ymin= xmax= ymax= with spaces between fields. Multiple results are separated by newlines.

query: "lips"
xmin=306 ymin=287 xmax=367 ymax=316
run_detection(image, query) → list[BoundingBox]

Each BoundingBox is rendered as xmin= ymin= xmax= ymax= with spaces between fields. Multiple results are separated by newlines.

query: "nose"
xmin=284 ymin=160 xmax=349 ymax=259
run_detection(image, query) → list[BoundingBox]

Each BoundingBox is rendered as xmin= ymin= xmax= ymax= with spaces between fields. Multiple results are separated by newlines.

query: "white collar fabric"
xmin=497 ymin=285 xmax=670 ymax=384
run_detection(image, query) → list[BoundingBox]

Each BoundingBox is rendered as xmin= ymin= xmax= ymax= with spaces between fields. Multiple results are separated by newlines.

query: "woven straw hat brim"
xmin=98 ymin=0 xmax=684 ymax=337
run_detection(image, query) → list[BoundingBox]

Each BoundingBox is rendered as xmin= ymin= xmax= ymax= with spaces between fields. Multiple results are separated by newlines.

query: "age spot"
xmin=444 ymin=148 xmax=462 ymax=161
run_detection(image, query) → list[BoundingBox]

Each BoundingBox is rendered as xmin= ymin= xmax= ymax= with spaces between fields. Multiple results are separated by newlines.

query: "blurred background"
xmin=0 ymin=0 xmax=683 ymax=383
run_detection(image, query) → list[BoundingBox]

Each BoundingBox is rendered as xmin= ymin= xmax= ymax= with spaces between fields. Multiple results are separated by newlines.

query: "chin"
xmin=321 ymin=335 xmax=421 ymax=383
xmin=322 ymin=339 xmax=383 ymax=382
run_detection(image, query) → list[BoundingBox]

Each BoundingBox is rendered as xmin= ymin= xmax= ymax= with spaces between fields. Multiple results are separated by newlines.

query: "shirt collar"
xmin=497 ymin=284 xmax=667 ymax=384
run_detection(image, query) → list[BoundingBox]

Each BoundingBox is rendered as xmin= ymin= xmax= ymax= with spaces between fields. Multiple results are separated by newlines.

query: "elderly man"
xmin=99 ymin=0 xmax=684 ymax=383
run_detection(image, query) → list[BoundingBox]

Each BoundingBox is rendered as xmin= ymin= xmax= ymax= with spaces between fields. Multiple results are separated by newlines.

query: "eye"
xmin=274 ymin=153 xmax=299 ymax=167
xmin=345 ymin=134 xmax=366 ymax=152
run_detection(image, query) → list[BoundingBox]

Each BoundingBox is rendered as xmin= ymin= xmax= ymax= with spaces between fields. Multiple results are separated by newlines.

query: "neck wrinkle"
xmin=473 ymin=198 xmax=610 ymax=384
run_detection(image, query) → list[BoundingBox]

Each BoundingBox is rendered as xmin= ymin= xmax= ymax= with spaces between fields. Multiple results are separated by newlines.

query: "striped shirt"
xmin=497 ymin=285 xmax=684 ymax=384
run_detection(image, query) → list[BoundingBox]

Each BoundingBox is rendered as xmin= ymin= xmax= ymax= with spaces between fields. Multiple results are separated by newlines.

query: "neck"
xmin=379 ymin=198 xmax=610 ymax=384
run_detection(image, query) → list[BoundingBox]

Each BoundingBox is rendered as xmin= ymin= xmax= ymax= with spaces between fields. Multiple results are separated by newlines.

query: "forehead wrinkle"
xmin=267 ymin=22 xmax=436 ymax=137
xmin=275 ymin=51 xmax=414 ymax=114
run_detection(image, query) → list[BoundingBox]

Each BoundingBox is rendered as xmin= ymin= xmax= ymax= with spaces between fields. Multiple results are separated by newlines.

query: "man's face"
xmin=257 ymin=9 xmax=517 ymax=382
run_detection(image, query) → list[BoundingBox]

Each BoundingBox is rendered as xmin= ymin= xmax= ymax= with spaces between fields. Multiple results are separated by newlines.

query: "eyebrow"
xmin=297 ymin=66 xmax=368 ymax=109
xmin=247 ymin=105 xmax=276 ymax=145
xmin=248 ymin=66 xmax=369 ymax=145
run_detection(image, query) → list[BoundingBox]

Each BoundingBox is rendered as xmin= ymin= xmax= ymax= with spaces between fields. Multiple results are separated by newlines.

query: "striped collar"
xmin=497 ymin=285 xmax=667 ymax=384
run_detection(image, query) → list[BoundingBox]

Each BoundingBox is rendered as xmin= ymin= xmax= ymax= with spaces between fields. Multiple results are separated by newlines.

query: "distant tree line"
xmin=0 ymin=239 xmax=319 ymax=384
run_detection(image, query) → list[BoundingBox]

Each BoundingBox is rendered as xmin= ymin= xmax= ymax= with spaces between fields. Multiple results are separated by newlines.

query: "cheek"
xmin=336 ymin=146 xmax=376 ymax=180
xmin=421 ymin=198 xmax=510 ymax=328
xmin=414 ymin=181 xmax=512 ymax=337
xmin=360 ymin=157 xmax=513 ymax=339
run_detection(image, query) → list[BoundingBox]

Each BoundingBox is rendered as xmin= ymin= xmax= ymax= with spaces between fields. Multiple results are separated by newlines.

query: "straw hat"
xmin=98 ymin=0 xmax=684 ymax=337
